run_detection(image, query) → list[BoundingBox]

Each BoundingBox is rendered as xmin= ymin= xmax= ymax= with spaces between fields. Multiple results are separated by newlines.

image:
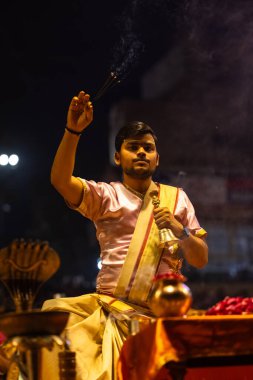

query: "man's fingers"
xmin=71 ymin=96 xmax=79 ymax=103
xmin=70 ymin=97 xmax=80 ymax=111
xmin=153 ymin=208 xmax=171 ymax=218
xmin=78 ymin=90 xmax=85 ymax=98
xmin=87 ymin=101 xmax=93 ymax=110
xmin=78 ymin=91 xmax=90 ymax=103
xmin=174 ymin=215 xmax=181 ymax=223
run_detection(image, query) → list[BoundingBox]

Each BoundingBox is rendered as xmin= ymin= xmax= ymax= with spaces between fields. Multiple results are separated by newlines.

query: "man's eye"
xmin=144 ymin=145 xmax=154 ymax=152
xmin=128 ymin=145 xmax=138 ymax=151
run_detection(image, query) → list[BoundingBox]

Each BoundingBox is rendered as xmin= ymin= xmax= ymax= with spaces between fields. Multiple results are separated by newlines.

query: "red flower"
xmin=153 ymin=271 xmax=186 ymax=282
xmin=206 ymin=296 xmax=253 ymax=315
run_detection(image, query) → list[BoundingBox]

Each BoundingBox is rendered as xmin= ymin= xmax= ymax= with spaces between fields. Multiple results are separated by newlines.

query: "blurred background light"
xmin=8 ymin=154 xmax=19 ymax=166
xmin=97 ymin=258 xmax=102 ymax=270
xmin=0 ymin=154 xmax=9 ymax=166
xmin=1 ymin=203 xmax=11 ymax=213
xmin=0 ymin=154 xmax=19 ymax=166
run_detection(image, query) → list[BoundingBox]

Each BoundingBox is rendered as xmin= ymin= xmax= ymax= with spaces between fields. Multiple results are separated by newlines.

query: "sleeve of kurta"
xmin=174 ymin=188 xmax=207 ymax=238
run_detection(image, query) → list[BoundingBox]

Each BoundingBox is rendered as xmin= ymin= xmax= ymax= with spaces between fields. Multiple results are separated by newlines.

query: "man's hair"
xmin=115 ymin=121 xmax=158 ymax=152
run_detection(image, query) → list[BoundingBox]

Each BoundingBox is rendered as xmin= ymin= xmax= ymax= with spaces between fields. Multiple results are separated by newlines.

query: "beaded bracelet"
xmin=65 ymin=126 xmax=83 ymax=136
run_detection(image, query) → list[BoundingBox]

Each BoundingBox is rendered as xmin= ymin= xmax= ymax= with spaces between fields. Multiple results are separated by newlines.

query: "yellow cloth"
xmin=114 ymin=183 xmax=179 ymax=305
xmin=41 ymin=294 xmax=129 ymax=380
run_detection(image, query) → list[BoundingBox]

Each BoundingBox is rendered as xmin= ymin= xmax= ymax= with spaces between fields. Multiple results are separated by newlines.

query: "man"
xmin=42 ymin=90 xmax=208 ymax=380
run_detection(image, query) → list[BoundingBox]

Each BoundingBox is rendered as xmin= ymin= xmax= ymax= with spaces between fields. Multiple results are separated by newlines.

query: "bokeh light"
xmin=97 ymin=258 xmax=102 ymax=270
xmin=8 ymin=154 xmax=19 ymax=166
xmin=0 ymin=154 xmax=9 ymax=166
xmin=0 ymin=154 xmax=19 ymax=166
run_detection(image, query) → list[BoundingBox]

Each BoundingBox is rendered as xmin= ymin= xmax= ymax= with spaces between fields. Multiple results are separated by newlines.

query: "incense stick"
xmin=93 ymin=72 xmax=121 ymax=101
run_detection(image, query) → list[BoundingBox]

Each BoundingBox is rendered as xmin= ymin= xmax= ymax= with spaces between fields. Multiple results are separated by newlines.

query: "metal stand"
xmin=9 ymin=335 xmax=62 ymax=380
xmin=0 ymin=239 xmax=74 ymax=379
xmin=0 ymin=311 xmax=69 ymax=380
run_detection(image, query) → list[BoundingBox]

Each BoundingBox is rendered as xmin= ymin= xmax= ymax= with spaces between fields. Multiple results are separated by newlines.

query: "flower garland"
xmin=153 ymin=271 xmax=186 ymax=282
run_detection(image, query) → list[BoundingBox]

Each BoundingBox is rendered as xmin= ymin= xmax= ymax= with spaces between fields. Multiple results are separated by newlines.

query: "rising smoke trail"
xmin=94 ymin=0 xmax=181 ymax=100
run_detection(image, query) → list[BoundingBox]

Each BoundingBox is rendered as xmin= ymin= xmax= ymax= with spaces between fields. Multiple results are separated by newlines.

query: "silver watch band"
xmin=180 ymin=226 xmax=190 ymax=240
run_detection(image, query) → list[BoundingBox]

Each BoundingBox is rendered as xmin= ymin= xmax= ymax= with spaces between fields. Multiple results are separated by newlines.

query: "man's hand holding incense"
xmin=67 ymin=90 xmax=93 ymax=133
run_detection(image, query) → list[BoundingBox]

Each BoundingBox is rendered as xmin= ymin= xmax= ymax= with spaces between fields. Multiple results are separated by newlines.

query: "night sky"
xmin=1 ymin=0 xmax=253 ymax=302
xmin=0 ymin=0 xmax=178 ymax=293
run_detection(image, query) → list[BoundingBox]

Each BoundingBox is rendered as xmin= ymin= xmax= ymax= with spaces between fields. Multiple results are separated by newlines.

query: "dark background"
xmin=1 ymin=0 xmax=253 ymax=310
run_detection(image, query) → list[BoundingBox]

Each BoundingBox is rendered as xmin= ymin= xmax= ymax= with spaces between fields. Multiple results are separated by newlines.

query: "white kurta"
xmin=72 ymin=180 xmax=205 ymax=295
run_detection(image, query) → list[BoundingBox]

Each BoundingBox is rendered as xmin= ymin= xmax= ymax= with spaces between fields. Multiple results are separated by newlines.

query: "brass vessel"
xmin=149 ymin=276 xmax=192 ymax=317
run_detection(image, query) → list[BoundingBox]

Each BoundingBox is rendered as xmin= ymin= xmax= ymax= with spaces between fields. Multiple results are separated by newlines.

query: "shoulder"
xmin=159 ymin=183 xmax=189 ymax=198
xmin=71 ymin=180 xmax=124 ymax=219
xmin=79 ymin=179 xmax=123 ymax=197
xmin=159 ymin=183 xmax=193 ymax=208
xmin=159 ymin=183 xmax=180 ymax=198
xmin=159 ymin=183 xmax=178 ymax=191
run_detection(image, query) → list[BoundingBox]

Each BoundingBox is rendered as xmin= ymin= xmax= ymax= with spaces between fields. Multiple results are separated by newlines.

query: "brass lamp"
xmin=0 ymin=239 xmax=72 ymax=380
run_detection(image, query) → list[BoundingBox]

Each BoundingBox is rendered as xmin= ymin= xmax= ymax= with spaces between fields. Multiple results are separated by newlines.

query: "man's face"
xmin=114 ymin=133 xmax=159 ymax=180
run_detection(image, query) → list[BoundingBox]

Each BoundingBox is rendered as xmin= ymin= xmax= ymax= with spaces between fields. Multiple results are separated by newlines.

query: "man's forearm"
xmin=51 ymin=130 xmax=83 ymax=204
xmin=180 ymin=235 xmax=208 ymax=269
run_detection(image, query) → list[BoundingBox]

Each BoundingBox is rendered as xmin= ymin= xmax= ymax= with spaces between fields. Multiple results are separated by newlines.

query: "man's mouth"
xmin=133 ymin=159 xmax=149 ymax=163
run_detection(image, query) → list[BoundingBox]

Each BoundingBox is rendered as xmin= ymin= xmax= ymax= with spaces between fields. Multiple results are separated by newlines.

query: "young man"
xmin=42 ymin=90 xmax=208 ymax=380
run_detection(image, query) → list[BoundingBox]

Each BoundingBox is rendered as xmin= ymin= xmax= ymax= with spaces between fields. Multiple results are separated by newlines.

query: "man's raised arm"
xmin=50 ymin=91 xmax=93 ymax=206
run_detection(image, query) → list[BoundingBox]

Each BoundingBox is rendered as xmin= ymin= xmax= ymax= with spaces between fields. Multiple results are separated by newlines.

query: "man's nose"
xmin=137 ymin=147 xmax=146 ymax=155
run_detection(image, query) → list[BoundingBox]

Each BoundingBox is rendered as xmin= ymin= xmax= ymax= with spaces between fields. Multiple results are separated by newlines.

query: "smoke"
xmin=99 ymin=0 xmax=253 ymax=127
xmin=111 ymin=0 xmax=253 ymax=87
xmin=111 ymin=32 xmax=144 ymax=80
xmin=110 ymin=0 xmax=180 ymax=80
xmin=110 ymin=1 xmax=144 ymax=80
xmin=94 ymin=0 xmax=180 ymax=99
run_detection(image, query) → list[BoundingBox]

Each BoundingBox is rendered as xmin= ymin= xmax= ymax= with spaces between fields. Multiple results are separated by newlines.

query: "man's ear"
xmin=114 ymin=152 xmax=121 ymax=166
xmin=156 ymin=153 xmax=160 ymax=167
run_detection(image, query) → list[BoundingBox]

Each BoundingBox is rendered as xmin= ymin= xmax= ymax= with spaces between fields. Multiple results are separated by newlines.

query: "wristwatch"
xmin=180 ymin=226 xmax=190 ymax=240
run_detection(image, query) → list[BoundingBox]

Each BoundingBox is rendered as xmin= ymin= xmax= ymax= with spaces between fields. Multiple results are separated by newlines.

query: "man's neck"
xmin=123 ymin=176 xmax=152 ymax=195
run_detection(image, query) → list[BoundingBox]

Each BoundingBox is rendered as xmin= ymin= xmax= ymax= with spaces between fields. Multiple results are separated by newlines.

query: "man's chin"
xmin=124 ymin=165 xmax=156 ymax=179
xmin=126 ymin=169 xmax=153 ymax=180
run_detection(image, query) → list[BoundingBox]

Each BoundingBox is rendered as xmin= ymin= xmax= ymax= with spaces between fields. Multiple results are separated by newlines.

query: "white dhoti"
xmin=41 ymin=294 xmax=129 ymax=380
